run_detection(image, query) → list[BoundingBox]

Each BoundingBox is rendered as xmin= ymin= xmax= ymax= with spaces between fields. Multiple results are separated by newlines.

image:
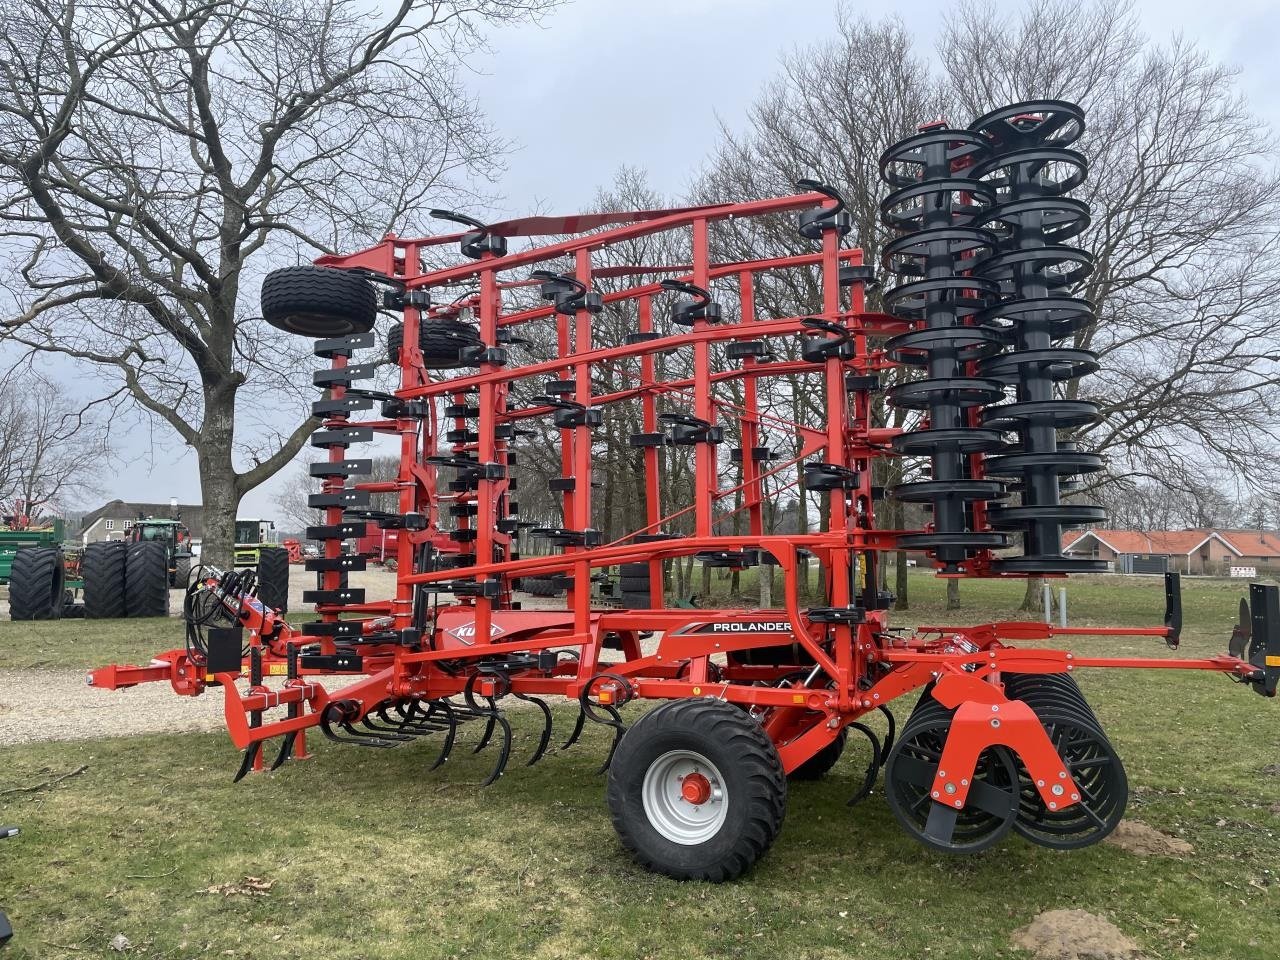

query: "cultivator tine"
xmin=320 ymin=702 xmax=397 ymax=748
xmin=561 ymin=707 xmax=586 ymax=750
xmin=845 ymin=721 xmax=883 ymax=807
xmin=512 ymin=692 xmax=553 ymax=765
xmin=473 ymin=710 xmax=499 ymax=754
xmin=878 ymin=705 xmax=896 ymax=758
xmin=270 ymin=732 xmax=297 ymax=771
xmin=428 ymin=699 xmax=459 ymax=771
xmin=477 ymin=701 xmax=513 ymax=786
xmin=233 ymin=742 xmax=262 ymax=783
xmin=595 ymin=704 xmax=626 ymax=774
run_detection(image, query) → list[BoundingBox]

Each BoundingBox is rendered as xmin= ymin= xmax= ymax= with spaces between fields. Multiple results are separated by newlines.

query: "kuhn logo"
xmin=446 ymin=621 xmax=506 ymax=645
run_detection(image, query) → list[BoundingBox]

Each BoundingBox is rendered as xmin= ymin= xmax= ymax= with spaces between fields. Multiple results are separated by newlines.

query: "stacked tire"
xmin=619 ymin=562 xmax=654 ymax=609
xmin=255 ymin=546 xmax=290 ymax=614
xmin=82 ymin=541 xmax=128 ymax=619
xmin=125 ymin=541 xmax=169 ymax=617
xmin=520 ymin=576 xmax=567 ymax=598
xmin=7 ymin=547 xmax=65 ymax=620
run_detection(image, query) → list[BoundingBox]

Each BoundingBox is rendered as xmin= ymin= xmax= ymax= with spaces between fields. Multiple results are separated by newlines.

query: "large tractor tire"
xmin=607 ymin=698 xmax=787 ymax=881
xmin=125 ymin=541 xmax=170 ymax=618
xmin=520 ymin=576 xmax=565 ymax=598
xmin=7 ymin=547 xmax=65 ymax=620
xmin=256 ymin=546 xmax=290 ymax=614
xmin=172 ymin=555 xmax=192 ymax=587
xmin=81 ymin=541 xmax=128 ymax=619
xmin=387 ymin=320 xmax=482 ymax=370
xmin=261 ymin=265 xmax=377 ymax=337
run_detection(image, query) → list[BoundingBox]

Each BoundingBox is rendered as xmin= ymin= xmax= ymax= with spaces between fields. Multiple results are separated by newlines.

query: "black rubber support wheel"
xmin=789 ymin=728 xmax=848 ymax=781
xmin=620 ymin=563 xmax=652 ymax=578
xmin=173 ymin=556 xmax=192 ymax=588
xmin=7 ymin=547 xmax=65 ymax=620
xmin=607 ymin=698 xmax=787 ymax=881
xmin=255 ymin=546 xmax=290 ymax=614
xmin=387 ymin=320 xmax=481 ymax=369
xmin=619 ymin=576 xmax=650 ymax=592
xmin=261 ymin=265 xmax=377 ymax=337
xmin=81 ymin=541 xmax=128 ymax=619
xmin=125 ymin=541 xmax=170 ymax=618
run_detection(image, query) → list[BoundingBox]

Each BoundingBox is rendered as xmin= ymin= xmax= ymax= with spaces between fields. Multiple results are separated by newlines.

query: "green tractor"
xmin=233 ymin=518 xmax=290 ymax=614
xmin=128 ymin=517 xmax=195 ymax=587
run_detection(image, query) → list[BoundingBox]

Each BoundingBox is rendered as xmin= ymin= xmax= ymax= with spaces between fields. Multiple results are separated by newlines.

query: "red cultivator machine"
xmin=90 ymin=101 xmax=1278 ymax=881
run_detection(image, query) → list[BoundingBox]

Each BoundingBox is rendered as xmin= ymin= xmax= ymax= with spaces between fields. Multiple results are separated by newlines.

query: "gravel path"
xmin=0 ymin=667 xmax=229 ymax=746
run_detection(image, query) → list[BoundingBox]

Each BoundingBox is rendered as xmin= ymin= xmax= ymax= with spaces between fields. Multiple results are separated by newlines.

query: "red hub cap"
xmin=680 ymin=772 xmax=712 ymax=805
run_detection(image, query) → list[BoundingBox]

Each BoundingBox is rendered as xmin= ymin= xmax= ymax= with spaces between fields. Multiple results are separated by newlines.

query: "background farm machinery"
xmin=89 ymin=100 xmax=1278 ymax=880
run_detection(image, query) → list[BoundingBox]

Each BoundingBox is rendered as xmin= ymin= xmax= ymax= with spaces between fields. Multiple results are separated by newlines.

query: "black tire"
xmin=520 ymin=577 xmax=564 ymax=598
xmin=607 ymin=698 xmax=787 ymax=881
xmin=789 ymin=728 xmax=847 ymax=781
xmin=62 ymin=601 xmax=86 ymax=619
xmin=256 ymin=547 xmax=290 ymax=614
xmin=173 ymin=555 xmax=192 ymax=588
xmin=620 ymin=590 xmax=652 ymax=609
xmin=81 ymin=541 xmax=128 ymax=619
xmin=620 ymin=576 xmax=650 ymax=592
xmin=620 ymin=563 xmax=652 ymax=578
xmin=8 ymin=547 xmax=65 ymax=620
xmin=125 ymin=541 xmax=170 ymax=617
xmin=387 ymin=320 xmax=482 ymax=369
xmin=261 ymin=265 xmax=376 ymax=337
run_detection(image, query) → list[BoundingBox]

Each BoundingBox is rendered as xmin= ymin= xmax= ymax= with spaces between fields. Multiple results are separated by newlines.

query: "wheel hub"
xmin=680 ymin=772 xmax=712 ymax=805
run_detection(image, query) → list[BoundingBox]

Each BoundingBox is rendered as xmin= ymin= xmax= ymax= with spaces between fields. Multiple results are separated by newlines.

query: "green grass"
xmin=0 ymin=616 xmax=179 ymax=671
xmin=0 ymin=571 xmax=1276 ymax=958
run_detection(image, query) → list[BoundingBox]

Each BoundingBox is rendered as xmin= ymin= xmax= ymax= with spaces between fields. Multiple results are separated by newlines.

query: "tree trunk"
xmin=197 ymin=384 xmax=242 ymax=568
xmin=946 ymin=577 xmax=960 ymax=610
xmin=894 ymin=551 xmax=909 ymax=610
xmin=1019 ymin=576 xmax=1043 ymax=613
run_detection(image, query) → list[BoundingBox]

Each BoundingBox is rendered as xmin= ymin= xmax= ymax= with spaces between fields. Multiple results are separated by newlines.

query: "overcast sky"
xmin=76 ymin=0 xmax=1280 ymax=522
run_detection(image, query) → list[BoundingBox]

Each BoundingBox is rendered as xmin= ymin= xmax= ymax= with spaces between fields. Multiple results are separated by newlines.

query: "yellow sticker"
xmin=599 ymin=691 xmax=613 ymax=704
xmin=792 ymin=694 xmax=806 ymax=704
xmin=205 ymin=674 xmax=215 ymax=682
xmin=268 ymin=663 xmax=287 ymax=676
xmin=692 ymin=686 xmax=702 ymax=696
xmin=1266 ymin=655 xmax=1280 ymax=667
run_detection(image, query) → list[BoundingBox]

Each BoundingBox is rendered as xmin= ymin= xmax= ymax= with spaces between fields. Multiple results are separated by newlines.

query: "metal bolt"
xmin=960 ymin=778 xmax=969 ymax=786
xmin=991 ymin=704 xmax=999 ymax=712
xmin=872 ymin=693 xmax=880 ymax=700
xmin=954 ymin=800 xmax=963 ymax=808
xmin=1058 ymin=771 xmax=1067 ymax=779
xmin=938 ymin=770 xmax=946 ymax=778
xmin=990 ymin=718 xmax=1001 ymax=728
xmin=1036 ymin=779 xmax=1045 ymax=787
xmin=944 ymin=782 xmax=957 ymax=795
xmin=1051 ymin=784 xmax=1064 ymax=796
xmin=932 ymin=790 xmax=940 ymax=799
xmin=1048 ymin=801 xmax=1057 ymax=810
xmin=827 ymin=717 xmax=840 ymax=728
xmin=1072 ymin=793 xmax=1080 ymax=801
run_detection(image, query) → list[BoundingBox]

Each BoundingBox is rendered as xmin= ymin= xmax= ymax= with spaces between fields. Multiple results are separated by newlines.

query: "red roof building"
xmin=1062 ymin=528 xmax=1280 ymax=575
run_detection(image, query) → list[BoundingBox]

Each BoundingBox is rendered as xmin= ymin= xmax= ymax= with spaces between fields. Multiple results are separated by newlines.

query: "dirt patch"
xmin=1012 ymin=909 xmax=1143 ymax=960
xmin=1104 ymin=820 xmax=1193 ymax=858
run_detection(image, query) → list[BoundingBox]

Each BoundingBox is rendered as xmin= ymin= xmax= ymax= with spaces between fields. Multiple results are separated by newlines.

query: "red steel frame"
xmin=90 ymin=191 xmax=1268 ymax=807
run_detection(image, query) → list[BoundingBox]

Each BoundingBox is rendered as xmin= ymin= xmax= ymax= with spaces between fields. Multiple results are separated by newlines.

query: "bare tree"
xmin=697 ymin=1 xmax=1280 ymax=607
xmin=0 ymin=371 xmax=108 ymax=513
xmin=0 ymin=0 xmax=553 ymax=562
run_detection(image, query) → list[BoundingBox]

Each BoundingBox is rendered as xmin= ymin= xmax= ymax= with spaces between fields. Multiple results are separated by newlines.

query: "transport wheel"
xmin=7 ymin=547 xmax=65 ymax=620
xmin=789 ymin=728 xmax=847 ymax=781
xmin=173 ymin=555 xmax=192 ymax=587
xmin=255 ymin=546 xmax=290 ymax=614
xmin=619 ymin=576 xmax=650 ymax=592
xmin=884 ymin=713 xmax=1019 ymax=854
xmin=261 ymin=265 xmax=376 ymax=337
xmin=607 ymin=698 xmax=787 ymax=881
xmin=125 ymin=541 xmax=170 ymax=618
xmin=387 ymin=320 xmax=482 ymax=369
xmin=619 ymin=563 xmax=652 ymax=578
xmin=81 ymin=541 xmax=128 ymax=619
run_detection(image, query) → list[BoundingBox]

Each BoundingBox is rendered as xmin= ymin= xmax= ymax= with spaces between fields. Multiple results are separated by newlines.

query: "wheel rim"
xmin=642 ymin=749 xmax=729 ymax=845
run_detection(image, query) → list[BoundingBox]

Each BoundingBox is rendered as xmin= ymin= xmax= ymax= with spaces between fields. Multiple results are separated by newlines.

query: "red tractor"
xmin=90 ymin=101 xmax=1276 ymax=880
